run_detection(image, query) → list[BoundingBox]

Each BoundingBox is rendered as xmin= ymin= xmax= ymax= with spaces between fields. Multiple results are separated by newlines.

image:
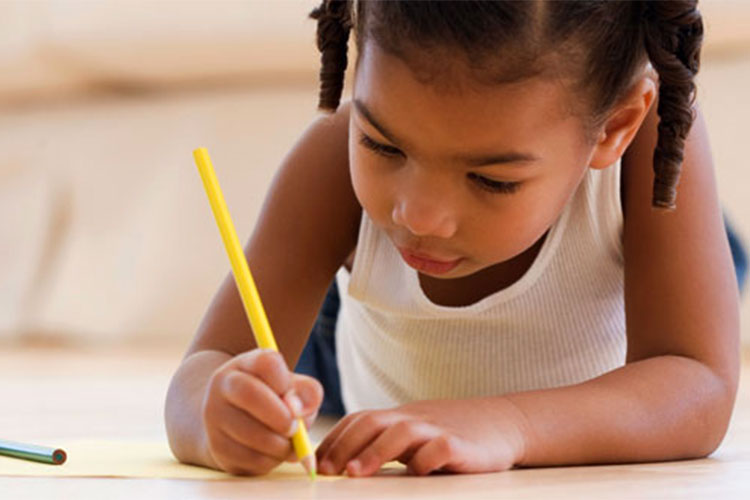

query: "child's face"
xmin=349 ymin=42 xmax=599 ymax=280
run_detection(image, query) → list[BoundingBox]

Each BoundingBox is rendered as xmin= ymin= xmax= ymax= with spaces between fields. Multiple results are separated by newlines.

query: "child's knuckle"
xmin=207 ymin=367 xmax=228 ymax=394
xmin=263 ymin=349 xmax=287 ymax=371
xmin=358 ymin=412 xmax=381 ymax=429
xmin=221 ymin=370 xmax=254 ymax=403
xmin=254 ymin=351 xmax=290 ymax=390
xmin=392 ymin=419 xmax=416 ymax=436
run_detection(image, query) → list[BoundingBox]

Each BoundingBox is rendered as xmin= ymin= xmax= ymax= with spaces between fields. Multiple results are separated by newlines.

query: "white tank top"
xmin=335 ymin=160 xmax=626 ymax=413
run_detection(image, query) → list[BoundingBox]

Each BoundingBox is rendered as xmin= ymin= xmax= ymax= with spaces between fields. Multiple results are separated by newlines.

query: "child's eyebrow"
xmin=352 ymin=98 xmax=540 ymax=167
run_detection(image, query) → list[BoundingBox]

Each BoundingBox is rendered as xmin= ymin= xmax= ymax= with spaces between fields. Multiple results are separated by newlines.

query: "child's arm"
xmin=506 ymin=101 xmax=740 ymax=466
xmin=165 ymin=102 xmax=360 ymax=473
xmin=315 ymin=101 xmax=740 ymax=476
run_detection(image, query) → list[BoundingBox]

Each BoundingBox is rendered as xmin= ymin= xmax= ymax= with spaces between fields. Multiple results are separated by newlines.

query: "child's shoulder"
xmin=313 ymin=99 xmax=352 ymax=136
xmin=253 ymin=97 xmax=360 ymax=279
xmin=312 ymin=100 xmax=358 ymax=271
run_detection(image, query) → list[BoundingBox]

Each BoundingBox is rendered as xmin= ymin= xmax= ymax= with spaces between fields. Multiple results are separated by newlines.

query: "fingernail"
xmin=286 ymin=394 xmax=303 ymax=418
xmin=286 ymin=418 xmax=299 ymax=437
xmin=347 ymin=459 xmax=361 ymax=476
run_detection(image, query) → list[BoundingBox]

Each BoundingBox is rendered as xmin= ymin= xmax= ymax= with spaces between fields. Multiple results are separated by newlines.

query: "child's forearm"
xmin=164 ymin=349 xmax=232 ymax=469
xmin=504 ymin=355 xmax=736 ymax=466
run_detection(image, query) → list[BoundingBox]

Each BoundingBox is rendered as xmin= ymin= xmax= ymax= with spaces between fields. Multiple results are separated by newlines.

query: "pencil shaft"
xmin=291 ymin=417 xmax=315 ymax=462
xmin=193 ymin=147 xmax=316 ymax=478
xmin=0 ymin=439 xmax=66 ymax=465
xmin=194 ymin=147 xmax=278 ymax=351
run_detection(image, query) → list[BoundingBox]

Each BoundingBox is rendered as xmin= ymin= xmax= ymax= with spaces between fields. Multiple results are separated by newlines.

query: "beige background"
xmin=0 ymin=0 xmax=748 ymax=348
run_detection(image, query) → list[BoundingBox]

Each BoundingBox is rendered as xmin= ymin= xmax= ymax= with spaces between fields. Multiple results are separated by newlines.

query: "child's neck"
xmin=418 ymin=229 xmax=549 ymax=307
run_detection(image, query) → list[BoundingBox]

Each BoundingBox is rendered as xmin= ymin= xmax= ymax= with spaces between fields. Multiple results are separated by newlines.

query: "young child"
xmin=165 ymin=0 xmax=742 ymax=478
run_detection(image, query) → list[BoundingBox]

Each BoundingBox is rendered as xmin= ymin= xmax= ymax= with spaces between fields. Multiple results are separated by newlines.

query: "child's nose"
xmin=391 ymin=184 xmax=458 ymax=239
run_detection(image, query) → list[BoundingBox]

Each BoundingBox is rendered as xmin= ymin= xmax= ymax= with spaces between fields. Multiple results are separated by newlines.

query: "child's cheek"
xmin=350 ymin=157 xmax=392 ymax=224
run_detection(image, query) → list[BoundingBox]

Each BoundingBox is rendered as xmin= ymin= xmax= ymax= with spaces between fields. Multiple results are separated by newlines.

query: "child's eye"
xmin=467 ymin=172 xmax=521 ymax=194
xmin=358 ymin=133 xmax=404 ymax=158
xmin=359 ymin=132 xmax=520 ymax=195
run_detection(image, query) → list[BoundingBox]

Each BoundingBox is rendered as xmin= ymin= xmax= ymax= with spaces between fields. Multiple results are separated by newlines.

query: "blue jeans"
xmin=294 ymin=280 xmax=346 ymax=417
xmin=295 ymin=214 xmax=749 ymax=417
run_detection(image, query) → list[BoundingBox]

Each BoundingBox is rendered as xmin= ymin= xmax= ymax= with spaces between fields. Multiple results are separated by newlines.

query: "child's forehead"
xmin=353 ymin=43 xmax=583 ymax=147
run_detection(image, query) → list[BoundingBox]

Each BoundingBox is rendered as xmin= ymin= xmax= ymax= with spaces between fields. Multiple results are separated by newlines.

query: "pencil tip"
xmin=301 ymin=454 xmax=317 ymax=481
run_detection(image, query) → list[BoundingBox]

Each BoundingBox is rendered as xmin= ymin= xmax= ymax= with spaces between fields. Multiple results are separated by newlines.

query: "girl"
xmin=165 ymin=0 xmax=743 ymax=477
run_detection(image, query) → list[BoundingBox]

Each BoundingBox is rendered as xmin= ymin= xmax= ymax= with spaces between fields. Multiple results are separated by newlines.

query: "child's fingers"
xmin=285 ymin=449 xmax=299 ymax=463
xmin=345 ymin=420 xmax=434 ymax=477
xmin=218 ymin=403 xmax=294 ymax=462
xmin=317 ymin=411 xmax=393 ymax=475
xmin=206 ymin=428 xmax=281 ymax=476
xmin=303 ymin=410 xmax=319 ymax=430
xmin=235 ymin=349 xmax=293 ymax=396
xmin=220 ymin=370 xmax=296 ymax=437
xmin=315 ymin=412 xmax=359 ymax=462
xmin=282 ymin=395 xmax=319 ymax=431
xmin=396 ymin=447 xmax=418 ymax=465
xmin=406 ymin=435 xmax=466 ymax=476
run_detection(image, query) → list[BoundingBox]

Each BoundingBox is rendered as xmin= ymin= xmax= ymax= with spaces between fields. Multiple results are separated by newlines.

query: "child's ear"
xmin=589 ymin=76 xmax=657 ymax=170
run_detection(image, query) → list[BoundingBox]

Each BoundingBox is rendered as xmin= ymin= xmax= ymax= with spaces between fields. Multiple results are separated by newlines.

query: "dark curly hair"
xmin=309 ymin=0 xmax=703 ymax=210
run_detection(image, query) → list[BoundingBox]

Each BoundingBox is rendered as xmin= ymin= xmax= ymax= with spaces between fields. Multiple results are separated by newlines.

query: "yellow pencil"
xmin=193 ymin=147 xmax=316 ymax=480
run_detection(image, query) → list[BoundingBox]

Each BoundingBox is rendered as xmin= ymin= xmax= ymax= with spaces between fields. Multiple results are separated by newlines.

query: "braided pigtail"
xmin=309 ymin=0 xmax=353 ymax=112
xmin=642 ymin=0 xmax=703 ymax=210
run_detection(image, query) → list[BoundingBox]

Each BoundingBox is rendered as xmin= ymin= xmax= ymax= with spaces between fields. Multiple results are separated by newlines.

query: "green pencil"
xmin=0 ymin=438 xmax=66 ymax=465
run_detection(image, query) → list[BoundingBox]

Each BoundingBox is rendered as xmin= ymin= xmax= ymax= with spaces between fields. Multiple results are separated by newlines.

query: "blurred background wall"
xmin=0 ymin=0 xmax=748 ymax=349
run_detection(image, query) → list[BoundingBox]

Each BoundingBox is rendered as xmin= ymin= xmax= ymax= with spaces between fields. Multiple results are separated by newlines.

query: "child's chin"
xmin=419 ymin=262 xmax=477 ymax=280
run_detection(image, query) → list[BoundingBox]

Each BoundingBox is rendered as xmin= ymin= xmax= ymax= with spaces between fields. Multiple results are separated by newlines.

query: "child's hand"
xmin=201 ymin=349 xmax=323 ymax=475
xmin=315 ymin=397 xmax=527 ymax=477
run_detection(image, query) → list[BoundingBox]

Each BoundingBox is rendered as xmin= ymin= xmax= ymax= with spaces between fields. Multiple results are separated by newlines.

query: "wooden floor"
xmin=1 ymin=344 xmax=749 ymax=499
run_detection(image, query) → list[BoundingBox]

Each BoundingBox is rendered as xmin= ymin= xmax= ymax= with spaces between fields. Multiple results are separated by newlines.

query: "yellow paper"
xmin=0 ymin=440 xmax=405 ymax=479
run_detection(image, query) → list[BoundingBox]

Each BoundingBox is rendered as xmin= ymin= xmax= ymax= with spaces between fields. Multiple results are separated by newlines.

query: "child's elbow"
xmin=692 ymin=424 xmax=730 ymax=460
xmin=690 ymin=370 xmax=739 ymax=459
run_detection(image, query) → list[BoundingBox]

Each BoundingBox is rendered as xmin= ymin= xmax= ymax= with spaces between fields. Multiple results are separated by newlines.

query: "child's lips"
xmin=397 ymin=247 xmax=463 ymax=275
